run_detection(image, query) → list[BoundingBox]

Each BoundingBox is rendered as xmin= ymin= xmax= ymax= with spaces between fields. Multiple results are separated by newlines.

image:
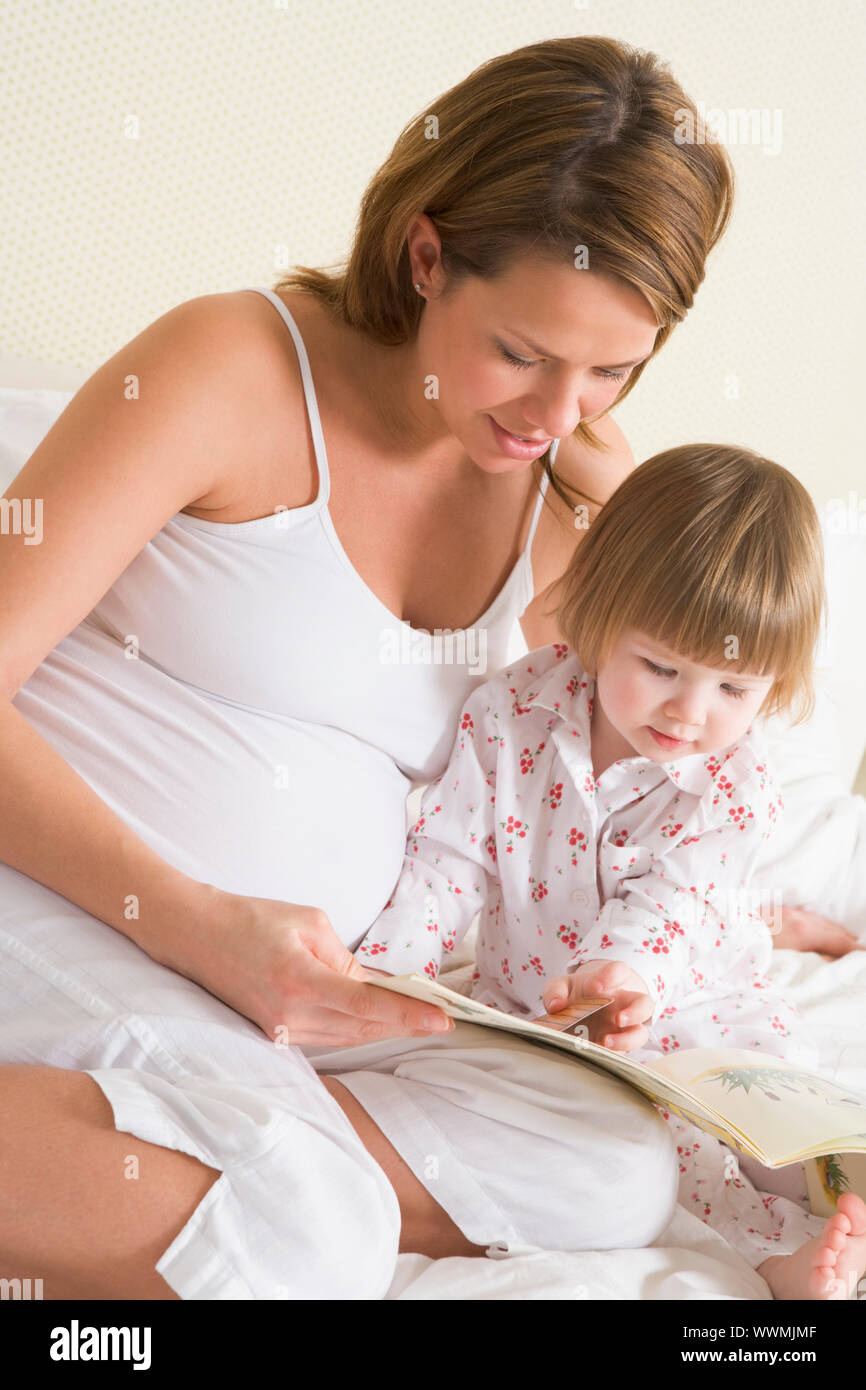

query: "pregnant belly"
xmin=12 ymin=622 xmax=410 ymax=949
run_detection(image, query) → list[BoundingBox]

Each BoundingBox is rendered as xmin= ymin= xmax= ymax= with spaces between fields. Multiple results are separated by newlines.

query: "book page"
xmin=805 ymin=1153 xmax=866 ymax=1217
xmin=646 ymin=1048 xmax=866 ymax=1166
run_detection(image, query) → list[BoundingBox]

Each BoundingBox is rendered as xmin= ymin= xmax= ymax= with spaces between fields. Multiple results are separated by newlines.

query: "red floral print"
xmin=350 ymin=640 xmax=791 ymax=1077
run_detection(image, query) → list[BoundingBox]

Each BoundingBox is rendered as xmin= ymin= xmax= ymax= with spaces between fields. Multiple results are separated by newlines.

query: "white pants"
xmin=0 ymin=869 xmax=677 ymax=1299
xmin=303 ymin=1027 xmax=679 ymax=1256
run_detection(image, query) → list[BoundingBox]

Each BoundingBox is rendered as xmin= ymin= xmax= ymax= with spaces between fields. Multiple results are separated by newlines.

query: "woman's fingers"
xmin=293 ymin=1023 xmax=448 ymax=1051
xmin=289 ymin=913 xmax=454 ymax=1040
xmin=767 ymin=905 xmax=865 ymax=957
xmin=813 ymin=918 xmax=865 ymax=957
xmin=290 ymin=997 xmax=454 ymax=1048
xmin=295 ymin=958 xmax=454 ymax=1041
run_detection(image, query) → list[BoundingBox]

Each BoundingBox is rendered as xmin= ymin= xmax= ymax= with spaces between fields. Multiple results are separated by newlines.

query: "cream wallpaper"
xmin=3 ymin=0 xmax=863 ymax=492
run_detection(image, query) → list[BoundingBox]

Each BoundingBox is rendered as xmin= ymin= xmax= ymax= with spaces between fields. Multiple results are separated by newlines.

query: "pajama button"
xmin=571 ymin=889 xmax=588 ymax=905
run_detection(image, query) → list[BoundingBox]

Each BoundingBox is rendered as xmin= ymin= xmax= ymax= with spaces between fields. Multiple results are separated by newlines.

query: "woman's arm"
xmin=0 ymin=296 xmax=449 ymax=1044
xmin=0 ymin=692 xmax=215 ymax=962
xmin=0 ymin=295 xmax=245 ymax=960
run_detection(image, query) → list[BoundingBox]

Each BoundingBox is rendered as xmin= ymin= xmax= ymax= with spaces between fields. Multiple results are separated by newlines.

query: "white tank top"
xmin=12 ymin=287 xmax=556 ymax=947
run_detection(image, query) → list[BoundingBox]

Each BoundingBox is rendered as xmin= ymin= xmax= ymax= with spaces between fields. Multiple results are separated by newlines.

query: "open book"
xmin=370 ymin=972 xmax=866 ymax=1218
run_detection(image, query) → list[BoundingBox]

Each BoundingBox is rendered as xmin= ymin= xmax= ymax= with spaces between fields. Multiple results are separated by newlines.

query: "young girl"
xmin=355 ymin=443 xmax=866 ymax=1300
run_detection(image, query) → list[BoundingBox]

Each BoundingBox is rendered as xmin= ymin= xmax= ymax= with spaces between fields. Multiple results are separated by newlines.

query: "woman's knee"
xmin=542 ymin=1095 xmax=678 ymax=1252
xmin=608 ymin=1098 xmax=679 ymax=1248
xmin=319 ymin=1159 xmax=402 ymax=1298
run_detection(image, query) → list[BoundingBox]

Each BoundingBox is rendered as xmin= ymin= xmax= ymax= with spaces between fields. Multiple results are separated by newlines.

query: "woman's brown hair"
xmin=273 ymin=35 xmax=735 ymax=515
xmin=556 ymin=445 xmax=827 ymax=726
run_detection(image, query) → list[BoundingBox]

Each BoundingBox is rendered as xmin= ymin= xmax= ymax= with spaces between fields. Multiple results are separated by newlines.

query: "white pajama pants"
xmin=302 ymin=1027 xmax=679 ymax=1258
xmin=0 ymin=868 xmax=677 ymax=1299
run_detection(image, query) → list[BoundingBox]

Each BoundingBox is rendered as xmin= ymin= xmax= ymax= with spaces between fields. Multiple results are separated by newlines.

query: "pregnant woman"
xmin=2 ymin=37 xmax=746 ymax=1298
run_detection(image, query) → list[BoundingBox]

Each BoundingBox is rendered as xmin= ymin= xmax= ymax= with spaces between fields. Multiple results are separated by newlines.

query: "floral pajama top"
xmin=355 ymin=641 xmax=808 ymax=1066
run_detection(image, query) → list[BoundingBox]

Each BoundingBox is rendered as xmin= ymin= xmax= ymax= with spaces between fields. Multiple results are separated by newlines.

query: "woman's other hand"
xmin=763 ymin=903 xmax=865 ymax=961
xmin=168 ymin=884 xmax=454 ymax=1046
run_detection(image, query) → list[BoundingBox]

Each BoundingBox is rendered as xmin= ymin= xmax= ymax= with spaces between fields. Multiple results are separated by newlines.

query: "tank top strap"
xmin=241 ymin=287 xmax=332 ymax=507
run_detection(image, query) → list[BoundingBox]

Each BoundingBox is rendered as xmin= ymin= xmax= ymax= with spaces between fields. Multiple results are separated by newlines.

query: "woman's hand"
xmin=763 ymin=904 xmax=865 ymax=961
xmin=164 ymin=883 xmax=455 ymax=1047
xmin=539 ymin=959 xmax=653 ymax=1053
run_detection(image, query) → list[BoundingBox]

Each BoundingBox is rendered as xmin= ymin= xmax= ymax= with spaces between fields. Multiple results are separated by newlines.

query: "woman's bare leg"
xmin=320 ymin=1075 xmax=487 ymax=1259
xmin=0 ymin=1065 xmax=221 ymax=1300
xmin=0 ymin=1063 xmax=480 ymax=1302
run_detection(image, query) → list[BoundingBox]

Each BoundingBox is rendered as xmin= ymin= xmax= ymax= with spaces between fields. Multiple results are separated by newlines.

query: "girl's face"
xmin=593 ymin=629 xmax=776 ymax=764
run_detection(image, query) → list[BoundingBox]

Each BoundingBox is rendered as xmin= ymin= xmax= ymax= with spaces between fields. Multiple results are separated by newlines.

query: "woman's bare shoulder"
xmin=557 ymin=414 xmax=637 ymax=509
xmin=171 ymin=288 xmax=314 ymax=515
xmin=163 ymin=287 xmax=307 ymax=413
xmin=535 ymin=414 xmax=636 ymax=545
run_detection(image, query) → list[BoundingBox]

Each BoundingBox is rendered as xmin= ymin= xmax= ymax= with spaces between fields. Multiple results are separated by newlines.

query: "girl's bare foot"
xmin=758 ymin=1193 xmax=866 ymax=1300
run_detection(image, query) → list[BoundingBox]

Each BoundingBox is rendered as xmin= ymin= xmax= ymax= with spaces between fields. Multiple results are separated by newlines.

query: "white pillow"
xmin=0 ymin=385 xmax=78 ymax=493
xmin=0 ymin=351 xmax=89 ymax=393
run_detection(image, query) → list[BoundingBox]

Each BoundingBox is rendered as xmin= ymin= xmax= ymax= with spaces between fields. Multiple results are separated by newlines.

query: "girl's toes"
xmin=815 ymin=1242 xmax=839 ymax=1269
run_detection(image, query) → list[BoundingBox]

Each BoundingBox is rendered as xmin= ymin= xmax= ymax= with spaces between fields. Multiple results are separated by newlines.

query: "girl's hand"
xmin=166 ymin=883 xmax=454 ymax=1047
xmin=540 ymin=959 xmax=653 ymax=1053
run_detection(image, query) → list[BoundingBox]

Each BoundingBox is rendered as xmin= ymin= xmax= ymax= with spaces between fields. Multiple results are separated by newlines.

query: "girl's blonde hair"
xmin=274 ymin=35 xmax=735 ymax=515
xmin=556 ymin=445 xmax=827 ymax=727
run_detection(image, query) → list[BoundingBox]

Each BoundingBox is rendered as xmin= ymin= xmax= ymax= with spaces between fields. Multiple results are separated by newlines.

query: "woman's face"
xmin=406 ymin=236 xmax=660 ymax=473
xmin=593 ymin=628 xmax=776 ymax=764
